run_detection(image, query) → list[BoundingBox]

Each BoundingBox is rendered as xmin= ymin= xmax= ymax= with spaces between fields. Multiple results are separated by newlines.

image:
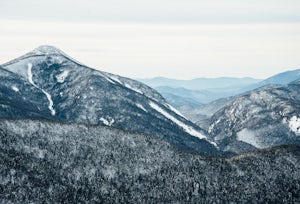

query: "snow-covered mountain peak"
xmin=32 ymin=45 xmax=66 ymax=56
xmin=0 ymin=46 xmax=219 ymax=155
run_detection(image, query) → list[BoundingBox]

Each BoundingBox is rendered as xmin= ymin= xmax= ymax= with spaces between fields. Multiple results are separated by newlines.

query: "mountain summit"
xmin=0 ymin=45 xmax=218 ymax=155
xmin=32 ymin=45 xmax=66 ymax=55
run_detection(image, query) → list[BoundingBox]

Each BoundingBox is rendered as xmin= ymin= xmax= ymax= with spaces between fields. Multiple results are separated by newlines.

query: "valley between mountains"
xmin=0 ymin=46 xmax=299 ymax=203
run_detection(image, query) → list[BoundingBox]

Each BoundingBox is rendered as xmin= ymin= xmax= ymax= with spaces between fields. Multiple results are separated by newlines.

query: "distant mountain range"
xmin=139 ymin=68 xmax=300 ymax=155
xmin=138 ymin=77 xmax=261 ymax=90
xmin=138 ymin=69 xmax=300 ymax=108
xmin=138 ymin=77 xmax=261 ymax=106
xmin=0 ymin=45 xmax=217 ymax=155
xmin=178 ymin=68 xmax=300 ymax=126
xmin=256 ymin=69 xmax=300 ymax=87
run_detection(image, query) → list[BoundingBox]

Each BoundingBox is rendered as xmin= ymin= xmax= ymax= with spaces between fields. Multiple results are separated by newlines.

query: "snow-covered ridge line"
xmin=27 ymin=63 xmax=56 ymax=116
xmin=109 ymin=75 xmax=143 ymax=94
xmin=32 ymin=45 xmax=88 ymax=68
xmin=108 ymin=75 xmax=122 ymax=84
xmin=165 ymin=103 xmax=186 ymax=119
xmin=136 ymin=103 xmax=147 ymax=112
xmin=124 ymin=83 xmax=143 ymax=94
xmin=149 ymin=101 xmax=208 ymax=140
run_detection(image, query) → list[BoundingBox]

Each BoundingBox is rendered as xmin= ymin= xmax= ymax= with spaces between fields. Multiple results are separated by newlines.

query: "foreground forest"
xmin=0 ymin=120 xmax=299 ymax=203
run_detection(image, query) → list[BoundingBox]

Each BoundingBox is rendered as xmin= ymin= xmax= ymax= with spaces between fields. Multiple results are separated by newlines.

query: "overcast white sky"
xmin=0 ymin=0 xmax=300 ymax=79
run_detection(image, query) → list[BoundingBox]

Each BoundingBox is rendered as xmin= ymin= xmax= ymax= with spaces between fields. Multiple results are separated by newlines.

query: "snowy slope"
xmin=208 ymin=81 xmax=300 ymax=153
xmin=0 ymin=45 xmax=218 ymax=155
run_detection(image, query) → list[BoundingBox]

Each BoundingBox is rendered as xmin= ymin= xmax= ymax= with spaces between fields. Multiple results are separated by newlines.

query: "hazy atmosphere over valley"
xmin=1 ymin=0 xmax=300 ymax=203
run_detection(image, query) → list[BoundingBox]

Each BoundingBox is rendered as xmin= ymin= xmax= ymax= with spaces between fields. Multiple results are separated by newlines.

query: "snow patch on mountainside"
xmin=109 ymin=75 xmax=143 ymax=94
xmin=104 ymin=76 xmax=116 ymax=84
xmin=27 ymin=63 xmax=34 ymax=85
xmin=136 ymin=104 xmax=147 ymax=112
xmin=100 ymin=118 xmax=115 ymax=126
xmin=11 ymin=86 xmax=19 ymax=92
xmin=165 ymin=104 xmax=186 ymax=119
xmin=97 ymin=73 xmax=116 ymax=84
xmin=237 ymin=129 xmax=263 ymax=148
xmin=56 ymin=70 xmax=69 ymax=83
xmin=109 ymin=76 xmax=122 ymax=84
xmin=27 ymin=63 xmax=56 ymax=116
xmin=288 ymin=116 xmax=300 ymax=135
xmin=124 ymin=83 xmax=143 ymax=94
xmin=149 ymin=101 xmax=207 ymax=140
xmin=208 ymin=118 xmax=221 ymax=134
xmin=43 ymin=92 xmax=56 ymax=116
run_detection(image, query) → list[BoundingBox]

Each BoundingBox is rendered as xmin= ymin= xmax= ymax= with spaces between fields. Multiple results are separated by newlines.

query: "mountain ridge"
xmin=0 ymin=45 xmax=218 ymax=155
xmin=207 ymin=79 xmax=300 ymax=153
xmin=138 ymin=68 xmax=300 ymax=110
xmin=138 ymin=76 xmax=261 ymax=90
